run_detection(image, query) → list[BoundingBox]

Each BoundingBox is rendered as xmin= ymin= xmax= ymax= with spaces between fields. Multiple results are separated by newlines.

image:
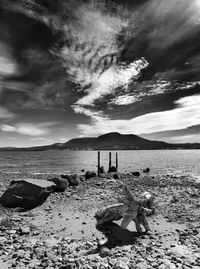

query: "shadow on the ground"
xmin=96 ymin=221 xmax=141 ymax=248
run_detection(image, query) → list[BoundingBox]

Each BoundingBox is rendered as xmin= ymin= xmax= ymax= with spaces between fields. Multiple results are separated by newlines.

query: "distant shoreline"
xmin=1 ymin=148 xmax=200 ymax=152
xmin=1 ymin=132 xmax=200 ymax=151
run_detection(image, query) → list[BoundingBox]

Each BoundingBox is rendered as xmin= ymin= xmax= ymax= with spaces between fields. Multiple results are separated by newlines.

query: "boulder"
xmin=131 ymin=171 xmax=140 ymax=177
xmin=85 ymin=171 xmax=96 ymax=180
xmin=0 ymin=179 xmax=55 ymax=209
xmin=48 ymin=177 xmax=69 ymax=192
xmin=60 ymin=174 xmax=80 ymax=186
xmin=143 ymin=167 xmax=150 ymax=173
xmin=108 ymin=166 xmax=117 ymax=173
xmin=99 ymin=166 xmax=105 ymax=173
xmin=113 ymin=173 xmax=119 ymax=179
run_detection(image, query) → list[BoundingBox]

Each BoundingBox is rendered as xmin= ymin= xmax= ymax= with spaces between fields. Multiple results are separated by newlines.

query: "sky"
xmin=0 ymin=0 xmax=200 ymax=147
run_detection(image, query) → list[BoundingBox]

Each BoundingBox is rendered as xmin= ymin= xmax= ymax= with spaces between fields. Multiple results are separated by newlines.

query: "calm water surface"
xmin=0 ymin=150 xmax=200 ymax=177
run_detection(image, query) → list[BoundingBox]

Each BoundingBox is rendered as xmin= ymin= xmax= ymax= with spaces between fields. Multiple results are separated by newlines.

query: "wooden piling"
xmin=97 ymin=151 xmax=100 ymax=176
xmin=109 ymin=152 xmax=112 ymax=170
xmin=116 ymin=153 xmax=118 ymax=171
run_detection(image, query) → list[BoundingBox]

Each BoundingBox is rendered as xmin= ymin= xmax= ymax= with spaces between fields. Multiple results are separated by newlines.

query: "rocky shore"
xmin=0 ymin=172 xmax=200 ymax=269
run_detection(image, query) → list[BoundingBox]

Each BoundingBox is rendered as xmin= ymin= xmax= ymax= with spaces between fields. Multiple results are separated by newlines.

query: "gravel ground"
xmin=0 ymin=172 xmax=200 ymax=269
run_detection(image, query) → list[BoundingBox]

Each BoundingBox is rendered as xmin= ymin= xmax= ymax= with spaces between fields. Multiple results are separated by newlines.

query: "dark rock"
xmin=79 ymin=175 xmax=85 ymax=182
xmin=113 ymin=173 xmax=119 ymax=179
xmin=60 ymin=174 xmax=80 ymax=186
xmin=48 ymin=177 xmax=69 ymax=192
xmin=143 ymin=167 xmax=150 ymax=173
xmin=85 ymin=171 xmax=96 ymax=180
xmin=100 ymin=166 xmax=105 ymax=173
xmin=0 ymin=179 xmax=55 ymax=209
xmin=131 ymin=172 xmax=140 ymax=177
xmin=108 ymin=166 xmax=117 ymax=173
xmin=171 ymin=195 xmax=178 ymax=203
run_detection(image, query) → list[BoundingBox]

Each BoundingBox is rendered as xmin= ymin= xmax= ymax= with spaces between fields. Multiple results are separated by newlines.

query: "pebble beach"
xmin=0 ymin=172 xmax=200 ymax=269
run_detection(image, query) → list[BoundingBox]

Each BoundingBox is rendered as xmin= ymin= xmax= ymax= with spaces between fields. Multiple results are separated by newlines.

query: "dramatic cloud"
xmin=77 ymin=95 xmax=200 ymax=136
xmin=1 ymin=0 xmax=200 ymax=146
xmin=111 ymin=94 xmax=138 ymax=106
xmin=75 ymin=59 xmax=148 ymax=106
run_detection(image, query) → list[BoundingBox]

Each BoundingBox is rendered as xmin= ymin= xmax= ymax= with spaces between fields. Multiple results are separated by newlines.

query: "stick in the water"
xmin=97 ymin=151 xmax=101 ymax=176
xmin=109 ymin=152 xmax=112 ymax=169
xmin=116 ymin=153 xmax=118 ymax=171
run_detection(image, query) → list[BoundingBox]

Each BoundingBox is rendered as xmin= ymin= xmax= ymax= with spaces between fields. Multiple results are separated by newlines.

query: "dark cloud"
xmin=0 ymin=0 xmax=200 ymax=146
xmin=120 ymin=0 xmax=200 ymax=82
xmin=92 ymin=83 xmax=200 ymax=120
xmin=0 ymin=6 xmax=57 ymax=61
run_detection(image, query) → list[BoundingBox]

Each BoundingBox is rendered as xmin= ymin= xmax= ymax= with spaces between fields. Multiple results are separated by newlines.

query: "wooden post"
xmin=97 ymin=151 xmax=100 ymax=176
xmin=116 ymin=153 xmax=118 ymax=171
xmin=109 ymin=152 xmax=112 ymax=170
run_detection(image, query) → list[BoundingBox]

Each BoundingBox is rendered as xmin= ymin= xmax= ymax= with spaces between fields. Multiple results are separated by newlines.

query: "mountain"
xmin=1 ymin=132 xmax=200 ymax=151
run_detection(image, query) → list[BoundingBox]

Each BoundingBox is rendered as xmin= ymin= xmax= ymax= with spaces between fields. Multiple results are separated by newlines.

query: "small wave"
xmin=0 ymin=164 xmax=19 ymax=168
xmin=31 ymin=172 xmax=62 ymax=175
xmin=1 ymin=172 xmax=22 ymax=174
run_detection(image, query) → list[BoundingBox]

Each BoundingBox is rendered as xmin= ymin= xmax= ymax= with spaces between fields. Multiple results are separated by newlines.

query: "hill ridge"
xmin=1 ymin=132 xmax=200 ymax=151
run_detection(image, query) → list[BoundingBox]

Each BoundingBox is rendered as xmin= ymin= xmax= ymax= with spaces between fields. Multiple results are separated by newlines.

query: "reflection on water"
xmin=0 ymin=150 xmax=200 ymax=177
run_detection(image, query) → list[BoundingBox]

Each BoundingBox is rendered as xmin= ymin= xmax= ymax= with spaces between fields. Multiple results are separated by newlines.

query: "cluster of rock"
xmin=0 ymin=171 xmax=97 ymax=210
xmin=0 ymin=165 xmax=152 ymax=211
xmin=131 ymin=168 xmax=151 ymax=177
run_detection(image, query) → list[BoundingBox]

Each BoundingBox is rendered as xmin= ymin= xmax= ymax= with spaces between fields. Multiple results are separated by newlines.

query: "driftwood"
xmin=94 ymin=185 xmax=154 ymax=233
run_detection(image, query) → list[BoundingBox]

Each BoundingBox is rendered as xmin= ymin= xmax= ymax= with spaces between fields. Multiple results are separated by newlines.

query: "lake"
xmin=0 ymin=150 xmax=200 ymax=177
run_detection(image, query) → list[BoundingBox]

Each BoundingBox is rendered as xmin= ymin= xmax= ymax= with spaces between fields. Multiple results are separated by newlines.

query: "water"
xmin=0 ymin=150 xmax=200 ymax=177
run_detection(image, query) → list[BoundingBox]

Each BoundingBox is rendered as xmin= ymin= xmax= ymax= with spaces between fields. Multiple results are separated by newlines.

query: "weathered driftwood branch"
xmin=94 ymin=185 xmax=155 ymax=233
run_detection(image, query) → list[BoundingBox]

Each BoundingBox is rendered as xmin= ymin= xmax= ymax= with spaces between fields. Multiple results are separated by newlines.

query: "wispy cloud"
xmin=59 ymin=138 xmax=68 ymax=142
xmin=1 ymin=0 xmax=200 ymax=145
xmin=167 ymin=134 xmax=200 ymax=143
xmin=75 ymin=58 xmax=148 ymax=106
xmin=52 ymin=1 xmax=149 ymax=108
xmin=77 ymin=94 xmax=200 ymax=136
xmin=111 ymin=94 xmax=138 ymax=106
xmin=29 ymin=137 xmax=53 ymax=142
xmin=109 ymin=80 xmax=171 ymax=106
xmin=0 ymin=122 xmax=56 ymax=136
xmin=0 ymin=107 xmax=15 ymax=119
xmin=0 ymin=56 xmax=16 ymax=76
xmin=0 ymin=42 xmax=17 ymax=77
xmin=7 ymin=137 xmax=18 ymax=140
xmin=72 ymin=105 xmax=108 ymax=121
